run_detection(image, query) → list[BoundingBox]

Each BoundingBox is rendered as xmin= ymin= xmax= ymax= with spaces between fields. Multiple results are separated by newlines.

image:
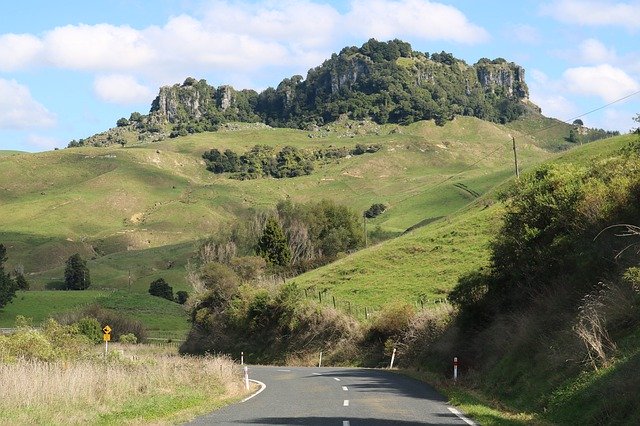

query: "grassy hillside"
xmin=0 ymin=116 xmax=576 ymax=336
xmin=293 ymin=132 xmax=635 ymax=313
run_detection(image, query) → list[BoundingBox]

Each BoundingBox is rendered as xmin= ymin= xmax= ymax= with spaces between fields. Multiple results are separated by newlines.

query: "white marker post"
xmin=318 ymin=351 xmax=323 ymax=368
xmin=453 ymin=357 xmax=459 ymax=381
xmin=243 ymin=366 xmax=249 ymax=390
xmin=241 ymin=351 xmax=244 ymax=365
xmin=389 ymin=348 xmax=397 ymax=369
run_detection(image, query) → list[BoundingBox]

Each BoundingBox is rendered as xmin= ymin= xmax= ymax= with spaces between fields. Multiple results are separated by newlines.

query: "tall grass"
xmin=0 ymin=345 xmax=247 ymax=425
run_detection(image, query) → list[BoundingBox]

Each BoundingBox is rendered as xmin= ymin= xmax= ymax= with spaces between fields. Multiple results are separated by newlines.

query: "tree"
xmin=573 ymin=119 xmax=584 ymax=126
xmin=200 ymin=262 xmax=239 ymax=304
xmin=148 ymin=278 xmax=174 ymax=301
xmin=0 ymin=244 xmax=17 ymax=308
xmin=64 ymin=254 xmax=91 ymax=290
xmin=116 ymin=117 xmax=129 ymax=127
xmin=256 ymin=216 xmax=291 ymax=268
xmin=175 ymin=291 xmax=189 ymax=304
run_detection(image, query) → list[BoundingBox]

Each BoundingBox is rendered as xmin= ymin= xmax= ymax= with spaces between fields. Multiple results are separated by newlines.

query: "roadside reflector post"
xmin=318 ymin=351 xmax=323 ymax=368
xmin=243 ymin=366 xmax=249 ymax=390
xmin=453 ymin=357 xmax=459 ymax=381
xmin=241 ymin=351 xmax=244 ymax=365
xmin=389 ymin=347 xmax=397 ymax=369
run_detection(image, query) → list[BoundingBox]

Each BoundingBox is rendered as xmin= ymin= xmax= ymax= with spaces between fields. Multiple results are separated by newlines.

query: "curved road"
xmin=188 ymin=366 xmax=474 ymax=425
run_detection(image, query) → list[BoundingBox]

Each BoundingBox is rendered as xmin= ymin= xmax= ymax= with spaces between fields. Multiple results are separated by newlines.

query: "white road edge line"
xmin=342 ymin=386 xmax=348 ymax=391
xmin=448 ymin=406 xmax=476 ymax=425
xmin=277 ymin=369 xmax=291 ymax=372
xmin=343 ymin=421 xmax=350 ymax=426
xmin=343 ymin=400 xmax=349 ymax=407
xmin=241 ymin=379 xmax=266 ymax=403
xmin=312 ymin=372 xmax=322 ymax=376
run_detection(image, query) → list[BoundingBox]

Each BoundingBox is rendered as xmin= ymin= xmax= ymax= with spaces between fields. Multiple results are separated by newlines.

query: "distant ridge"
xmin=70 ymin=39 xmax=540 ymax=147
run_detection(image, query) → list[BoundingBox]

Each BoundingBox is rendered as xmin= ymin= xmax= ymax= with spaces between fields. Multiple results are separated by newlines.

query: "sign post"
xmin=103 ymin=325 xmax=112 ymax=355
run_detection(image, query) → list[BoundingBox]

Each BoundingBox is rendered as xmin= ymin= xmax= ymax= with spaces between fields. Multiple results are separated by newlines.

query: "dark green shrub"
xmin=148 ymin=278 xmax=173 ymax=301
xmin=175 ymin=290 xmax=189 ymax=304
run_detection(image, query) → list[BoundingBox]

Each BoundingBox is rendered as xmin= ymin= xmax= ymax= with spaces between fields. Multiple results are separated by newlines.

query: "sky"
xmin=0 ymin=0 xmax=639 ymax=152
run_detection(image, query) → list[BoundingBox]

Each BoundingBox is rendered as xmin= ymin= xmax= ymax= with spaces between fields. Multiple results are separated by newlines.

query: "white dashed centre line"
xmin=343 ymin=421 xmax=350 ymax=426
xmin=334 ymin=377 xmax=341 ymax=381
xmin=312 ymin=372 xmax=322 ymax=376
xmin=342 ymin=386 xmax=348 ymax=391
xmin=343 ymin=399 xmax=350 ymax=407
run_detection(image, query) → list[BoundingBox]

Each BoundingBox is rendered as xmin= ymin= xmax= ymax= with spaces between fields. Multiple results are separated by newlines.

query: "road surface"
xmin=188 ymin=366 xmax=474 ymax=425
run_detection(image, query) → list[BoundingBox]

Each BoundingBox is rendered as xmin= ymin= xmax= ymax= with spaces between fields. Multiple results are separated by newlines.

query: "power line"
xmin=408 ymin=89 xmax=640 ymax=207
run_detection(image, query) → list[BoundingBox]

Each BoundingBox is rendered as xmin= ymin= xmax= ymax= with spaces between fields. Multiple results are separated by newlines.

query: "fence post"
xmin=318 ymin=351 xmax=323 ymax=368
xmin=333 ymin=296 xmax=336 ymax=308
xmin=319 ymin=291 xmax=322 ymax=303
xmin=244 ymin=366 xmax=250 ymax=390
xmin=241 ymin=351 xmax=244 ymax=365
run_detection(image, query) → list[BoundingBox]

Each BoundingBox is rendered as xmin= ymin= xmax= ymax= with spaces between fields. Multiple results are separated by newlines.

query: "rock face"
xmin=145 ymin=39 xmax=534 ymax=129
xmin=475 ymin=60 xmax=528 ymax=98
xmin=150 ymin=79 xmax=215 ymax=124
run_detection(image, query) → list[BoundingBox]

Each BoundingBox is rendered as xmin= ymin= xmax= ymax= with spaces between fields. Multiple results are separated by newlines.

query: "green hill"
xmin=0 ymin=116 xmax=563 ymax=333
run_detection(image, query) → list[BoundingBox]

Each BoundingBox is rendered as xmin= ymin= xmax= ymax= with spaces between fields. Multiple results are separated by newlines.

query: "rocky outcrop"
xmin=475 ymin=60 xmax=528 ymax=98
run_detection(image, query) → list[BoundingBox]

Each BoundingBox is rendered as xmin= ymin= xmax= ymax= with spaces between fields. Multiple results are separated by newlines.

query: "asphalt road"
xmin=187 ymin=366 xmax=473 ymax=425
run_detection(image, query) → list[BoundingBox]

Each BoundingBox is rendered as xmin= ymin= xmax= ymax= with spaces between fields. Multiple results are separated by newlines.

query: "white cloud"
xmin=345 ymin=0 xmax=490 ymax=44
xmin=507 ymin=24 xmax=541 ymax=44
xmin=25 ymin=134 xmax=61 ymax=150
xmin=0 ymin=1 xmax=488 ymax=83
xmin=0 ymin=79 xmax=56 ymax=130
xmin=94 ymin=75 xmax=154 ymax=104
xmin=563 ymin=64 xmax=639 ymax=102
xmin=577 ymin=38 xmax=617 ymax=63
xmin=44 ymin=24 xmax=155 ymax=71
xmin=202 ymin=1 xmax=341 ymax=49
xmin=541 ymin=0 xmax=640 ymax=30
xmin=0 ymin=34 xmax=43 ymax=71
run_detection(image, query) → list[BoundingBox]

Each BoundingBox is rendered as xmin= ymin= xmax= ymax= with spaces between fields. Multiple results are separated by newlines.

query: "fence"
xmin=301 ymin=287 xmax=449 ymax=320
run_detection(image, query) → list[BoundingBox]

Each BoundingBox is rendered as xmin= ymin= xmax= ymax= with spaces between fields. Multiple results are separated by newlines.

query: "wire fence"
xmin=301 ymin=287 xmax=449 ymax=320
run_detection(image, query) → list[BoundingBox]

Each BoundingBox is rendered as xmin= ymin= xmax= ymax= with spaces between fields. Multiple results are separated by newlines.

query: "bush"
xmin=57 ymin=305 xmax=148 ymax=343
xmin=119 ymin=333 xmax=138 ymax=344
xmin=175 ymin=290 xmax=189 ymax=305
xmin=148 ymin=278 xmax=173 ymax=301
xmin=74 ymin=317 xmax=102 ymax=343
xmin=200 ymin=262 xmax=240 ymax=304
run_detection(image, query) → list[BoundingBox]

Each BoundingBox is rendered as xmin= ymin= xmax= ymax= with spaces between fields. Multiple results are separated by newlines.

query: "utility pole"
xmin=512 ymin=136 xmax=519 ymax=179
xmin=363 ymin=215 xmax=368 ymax=247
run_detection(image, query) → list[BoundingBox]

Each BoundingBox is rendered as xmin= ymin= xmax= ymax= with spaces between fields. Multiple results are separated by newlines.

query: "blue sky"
xmin=1 ymin=0 xmax=639 ymax=152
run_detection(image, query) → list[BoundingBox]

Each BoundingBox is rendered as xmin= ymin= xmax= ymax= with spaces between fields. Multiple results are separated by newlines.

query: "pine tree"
xmin=64 ymin=253 xmax=91 ymax=290
xmin=0 ymin=244 xmax=17 ymax=308
xmin=256 ymin=216 xmax=291 ymax=268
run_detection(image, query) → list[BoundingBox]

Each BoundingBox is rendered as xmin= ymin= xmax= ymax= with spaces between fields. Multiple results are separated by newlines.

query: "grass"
xmin=294 ymin=201 xmax=502 ymax=311
xmin=0 ymin=290 xmax=190 ymax=340
xmin=0 ymin=290 xmax=107 ymax=327
xmin=397 ymin=369 xmax=540 ymax=425
xmin=0 ymin=116 xmax=612 ymax=337
xmin=0 ymin=345 xmax=249 ymax=425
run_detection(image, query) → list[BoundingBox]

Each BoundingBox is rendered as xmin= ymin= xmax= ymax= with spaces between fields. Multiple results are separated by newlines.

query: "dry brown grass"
xmin=0 ymin=344 xmax=248 ymax=425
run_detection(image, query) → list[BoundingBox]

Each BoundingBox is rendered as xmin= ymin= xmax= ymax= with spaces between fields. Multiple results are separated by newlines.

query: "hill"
xmin=70 ymin=38 xmax=536 ymax=148
xmin=0 ymin=115 xmax=566 ymax=334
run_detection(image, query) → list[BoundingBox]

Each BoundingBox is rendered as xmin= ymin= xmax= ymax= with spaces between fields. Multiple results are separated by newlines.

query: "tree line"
xmin=202 ymin=143 xmax=381 ymax=179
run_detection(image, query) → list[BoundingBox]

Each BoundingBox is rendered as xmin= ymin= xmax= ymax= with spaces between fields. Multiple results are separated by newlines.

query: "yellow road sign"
xmin=103 ymin=325 xmax=111 ymax=334
xmin=103 ymin=333 xmax=111 ymax=341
